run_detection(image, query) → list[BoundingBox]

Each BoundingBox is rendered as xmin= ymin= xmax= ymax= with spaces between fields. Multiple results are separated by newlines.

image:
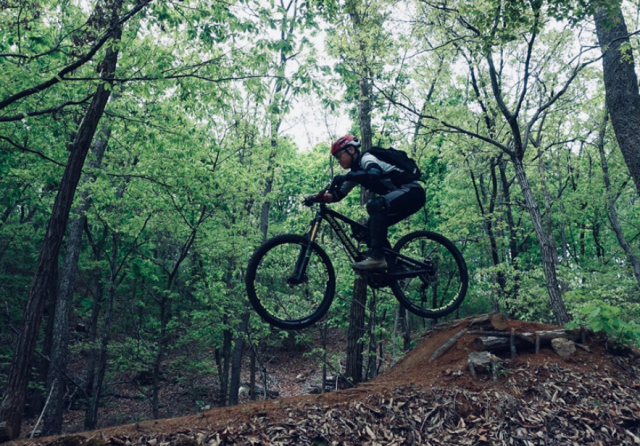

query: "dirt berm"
xmin=10 ymin=316 xmax=640 ymax=445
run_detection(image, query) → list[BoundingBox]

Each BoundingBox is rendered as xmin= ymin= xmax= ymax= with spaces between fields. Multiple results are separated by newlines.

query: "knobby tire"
xmin=246 ymin=234 xmax=336 ymax=330
xmin=389 ymin=231 xmax=468 ymax=318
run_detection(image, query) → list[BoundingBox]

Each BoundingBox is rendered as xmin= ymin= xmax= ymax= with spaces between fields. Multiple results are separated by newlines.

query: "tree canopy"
xmin=1 ymin=0 xmax=639 ymax=439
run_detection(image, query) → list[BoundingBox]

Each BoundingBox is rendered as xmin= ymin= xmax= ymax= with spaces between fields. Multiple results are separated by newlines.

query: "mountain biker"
xmin=316 ymin=134 xmax=426 ymax=271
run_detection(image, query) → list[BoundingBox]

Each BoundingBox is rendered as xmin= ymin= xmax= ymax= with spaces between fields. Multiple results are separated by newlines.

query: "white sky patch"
xmin=281 ymin=93 xmax=351 ymax=152
xmin=279 ymin=22 xmax=353 ymax=152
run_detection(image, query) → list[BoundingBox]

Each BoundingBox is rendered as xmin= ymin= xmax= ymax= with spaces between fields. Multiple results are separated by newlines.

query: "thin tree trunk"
xmin=151 ymin=295 xmax=167 ymax=419
xmin=597 ymin=112 xmax=640 ymax=291
xmin=538 ymin=151 xmax=557 ymax=255
xmin=345 ymin=278 xmax=367 ymax=385
xmin=595 ymin=3 xmax=640 ymax=195
xmin=366 ymin=291 xmax=377 ymax=380
xmin=42 ymin=127 xmax=110 ymax=436
xmin=0 ymin=23 xmax=120 ymax=439
xmin=556 ymin=151 xmax=569 ymax=268
xmin=249 ymin=346 xmax=256 ymax=400
xmin=84 ymin=233 xmax=118 ymax=430
xmin=402 ymin=306 xmax=411 ymax=352
xmin=512 ymin=156 xmax=571 ymax=325
xmin=321 ymin=324 xmax=327 ymax=393
xmin=42 ymin=215 xmax=87 ymax=433
xmin=228 ymin=312 xmax=250 ymax=406
xmin=345 ymin=72 xmax=373 ymax=386
xmin=84 ymin=268 xmax=104 ymax=403
xmin=214 ymin=320 xmax=232 ymax=405
xmin=469 ymin=159 xmax=505 ymax=309
xmin=498 ymin=159 xmax=520 ymax=263
xmin=28 ymin=282 xmax=57 ymax=419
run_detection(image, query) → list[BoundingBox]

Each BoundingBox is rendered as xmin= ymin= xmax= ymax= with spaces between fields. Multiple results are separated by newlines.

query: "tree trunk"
xmin=366 ymin=291 xmax=377 ymax=380
xmin=597 ymin=113 xmax=640 ymax=291
xmin=469 ymin=159 xmax=505 ymax=309
xmin=345 ymin=278 xmax=367 ymax=385
xmin=321 ymin=324 xmax=327 ymax=393
xmin=498 ymin=159 xmax=520 ymax=298
xmin=345 ymin=70 xmax=373 ymax=386
xmin=473 ymin=329 xmax=578 ymax=352
xmin=85 ymin=234 xmax=118 ymax=430
xmin=42 ymin=127 xmax=110 ymax=436
xmin=512 ymin=156 xmax=571 ymax=325
xmin=84 ymin=268 xmax=104 ymax=403
xmin=594 ymin=3 xmax=640 ymax=195
xmin=26 ymin=287 xmax=56 ymax=420
xmin=214 ymin=320 xmax=232 ymax=405
xmin=228 ymin=312 xmax=250 ymax=406
xmin=0 ymin=24 xmax=120 ymax=440
xmin=249 ymin=346 xmax=256 ymax=400
xmin=402 ymin=306 xmax=411 ymax=352
xmin=42 ymin=214 xmax=87 ymax=434
xmin=468 ymin=312 xmax=510 ymax=331
xmin=152 ymin=294 xmax=167 ymax=419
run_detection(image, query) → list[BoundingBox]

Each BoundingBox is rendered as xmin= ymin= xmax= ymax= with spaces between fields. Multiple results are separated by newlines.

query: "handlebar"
xmin=302 ymin=177 xmax=342 ymax=207
xmin=303 ymin=195 xmax=318 ymax=207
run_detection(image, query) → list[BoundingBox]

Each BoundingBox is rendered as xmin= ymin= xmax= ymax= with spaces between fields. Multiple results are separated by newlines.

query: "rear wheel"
xmin=246 ymin=234 xmax=336 ymax=330
xmin=389 ymin=231 xmax=468 ymax=318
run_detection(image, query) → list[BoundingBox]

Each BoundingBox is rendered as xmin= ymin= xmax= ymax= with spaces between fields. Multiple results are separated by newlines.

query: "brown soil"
xmin=10 ymin=317 xmax=640 ymax=446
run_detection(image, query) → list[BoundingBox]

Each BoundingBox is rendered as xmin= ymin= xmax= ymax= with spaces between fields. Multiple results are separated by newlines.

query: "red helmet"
xmin=330 ymin=134 xmax=361 ymax=156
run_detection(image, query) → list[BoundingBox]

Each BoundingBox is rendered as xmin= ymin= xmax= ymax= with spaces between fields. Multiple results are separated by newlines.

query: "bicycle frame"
xmin=313 ymin=204 xmax=366 ymax=261
xmin=291 ymin=203 xmax=434 ymax=283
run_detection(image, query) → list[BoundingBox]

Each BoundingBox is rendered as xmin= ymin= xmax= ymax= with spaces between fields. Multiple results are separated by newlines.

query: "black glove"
xmin=303 ymin=195 xmax=318 ymax=206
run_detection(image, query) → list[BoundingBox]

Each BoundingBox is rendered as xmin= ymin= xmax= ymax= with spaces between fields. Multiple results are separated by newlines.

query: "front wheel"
xmin=246 ymin=234 xmax=336 ymax=330
xmin=389 ymin=231 xmax=468 ymax=318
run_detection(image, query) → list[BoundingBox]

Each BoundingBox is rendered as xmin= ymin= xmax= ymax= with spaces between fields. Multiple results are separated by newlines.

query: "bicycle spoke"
xmin=389 ymin=231 xmax=468 ymax=318
xmin=247 ymin=235 xmax=336 ymax=329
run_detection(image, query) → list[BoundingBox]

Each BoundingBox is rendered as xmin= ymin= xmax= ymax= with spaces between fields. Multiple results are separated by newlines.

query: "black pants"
xmin=366 ymin=182 xmax=426 ymax=257
xmin=379 ymin=182 xmax=426 ymax=226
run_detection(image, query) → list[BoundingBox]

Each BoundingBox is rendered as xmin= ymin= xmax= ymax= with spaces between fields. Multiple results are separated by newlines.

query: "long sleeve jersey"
xmin=334 ymin=152 xmax=403 ymax=200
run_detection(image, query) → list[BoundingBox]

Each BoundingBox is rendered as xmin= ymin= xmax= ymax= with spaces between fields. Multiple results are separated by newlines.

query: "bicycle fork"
xmin=290 ymin=214 xmax=322 ymax=284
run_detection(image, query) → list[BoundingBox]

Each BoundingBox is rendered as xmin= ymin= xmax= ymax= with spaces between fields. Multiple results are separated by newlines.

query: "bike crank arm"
xmin=386 ymin=269 xmax=431 ymax=280
xmin=383 ymin=248 xmax=432 ymax=269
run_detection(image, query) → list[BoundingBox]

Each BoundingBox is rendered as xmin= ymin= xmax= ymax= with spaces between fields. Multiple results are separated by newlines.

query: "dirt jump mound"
xmin=11 ymin=313 xmax=640 ymax=446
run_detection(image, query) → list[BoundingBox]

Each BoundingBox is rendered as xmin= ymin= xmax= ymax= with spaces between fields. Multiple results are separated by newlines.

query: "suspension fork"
xmin=292 ymin=209 xmax=323 ymax=283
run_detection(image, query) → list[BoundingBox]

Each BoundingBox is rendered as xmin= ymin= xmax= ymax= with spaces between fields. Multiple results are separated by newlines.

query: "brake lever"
xmin=303 ymin=178 xmax=338 ymax=207
xmin=302 ymin=195 xmax=317 ymax=207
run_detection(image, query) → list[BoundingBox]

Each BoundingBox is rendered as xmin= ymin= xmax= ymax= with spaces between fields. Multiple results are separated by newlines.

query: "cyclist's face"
xmin=335 ymin=148 xmax=354 ymax=169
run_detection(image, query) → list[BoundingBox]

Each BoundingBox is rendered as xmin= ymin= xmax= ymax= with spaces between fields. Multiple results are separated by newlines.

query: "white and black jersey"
xmin=337 ymin=152 xmax=403 ymax=198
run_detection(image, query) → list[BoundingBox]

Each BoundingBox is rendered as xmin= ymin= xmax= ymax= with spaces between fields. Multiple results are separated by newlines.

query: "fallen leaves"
xmin=30 ymin=359 xmax=640 ymax=446
xmin=19 ymin=323 xmax=640 ymax=446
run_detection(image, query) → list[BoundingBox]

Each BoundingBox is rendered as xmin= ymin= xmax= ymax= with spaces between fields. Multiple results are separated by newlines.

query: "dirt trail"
xmin=9 ymin=317 xmax=640 ymax=445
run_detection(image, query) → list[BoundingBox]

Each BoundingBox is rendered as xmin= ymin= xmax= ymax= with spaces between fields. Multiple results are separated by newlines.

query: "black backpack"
xmin=365 ymin=146 xmax=422 ymax=186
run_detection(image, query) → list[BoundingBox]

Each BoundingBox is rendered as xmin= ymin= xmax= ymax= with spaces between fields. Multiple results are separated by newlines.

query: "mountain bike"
xmin=245 ymin=182 xmax=469 ymax=330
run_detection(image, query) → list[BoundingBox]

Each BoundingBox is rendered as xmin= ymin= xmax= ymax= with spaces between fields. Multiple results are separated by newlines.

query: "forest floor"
xmin=9 ymin=316 xmax=640 ymax=445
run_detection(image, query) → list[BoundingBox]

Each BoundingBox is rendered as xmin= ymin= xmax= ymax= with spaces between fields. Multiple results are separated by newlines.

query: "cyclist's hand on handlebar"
xmin=303 ymin=193 xmax=330 ymax=205
xmin=303 ymin=192 xmax=333 ymax=206
xmin=303 ymin=195 xmax=318 ymax=206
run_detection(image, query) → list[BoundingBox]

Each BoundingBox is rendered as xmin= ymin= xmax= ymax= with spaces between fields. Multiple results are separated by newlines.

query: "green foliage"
xmin=567 ymin=300 xmax=640 ymax=348
xmin=1 ymin=0 xmax=640 ymax=425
